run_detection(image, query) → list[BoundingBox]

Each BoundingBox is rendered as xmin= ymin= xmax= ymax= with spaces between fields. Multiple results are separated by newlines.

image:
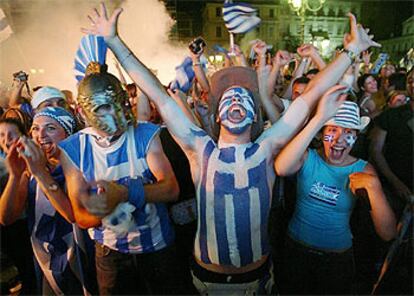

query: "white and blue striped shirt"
xmin=59 ymin=123 xmax=174 ymax=254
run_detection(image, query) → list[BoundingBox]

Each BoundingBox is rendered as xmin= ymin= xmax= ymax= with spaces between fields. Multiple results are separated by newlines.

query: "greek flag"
xmin=222 ymin=0 xmax=261 ymax=34
xmin=170 ymin=56 xmax=207 ymax=93
xmin=0 ymin=8 xmax=12 ymax=44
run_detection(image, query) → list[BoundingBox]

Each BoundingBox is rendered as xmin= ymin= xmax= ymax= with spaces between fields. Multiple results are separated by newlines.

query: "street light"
xmin=287 ymin=0 xmax=326 ymax=43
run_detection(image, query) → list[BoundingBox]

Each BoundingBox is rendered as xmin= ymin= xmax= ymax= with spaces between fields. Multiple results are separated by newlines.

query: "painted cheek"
xmin=323 ymin=134 xmax=335 ymax=143
xmin=344 ymin=134 xmax=357 ymax=147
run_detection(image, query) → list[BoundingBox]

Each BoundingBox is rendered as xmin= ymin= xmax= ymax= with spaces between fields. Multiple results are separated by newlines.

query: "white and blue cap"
xmin=324 ymin=101 xmax=370 ymax=131
xmin=33 ymin=107 xmax=76 ymax=136
xmin=31 ymin=86 xmax=65 ymax=109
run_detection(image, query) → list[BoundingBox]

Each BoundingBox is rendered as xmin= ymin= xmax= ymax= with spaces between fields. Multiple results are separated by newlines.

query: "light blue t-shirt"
xmin=288 ymin=149 xmax=367 ymax=251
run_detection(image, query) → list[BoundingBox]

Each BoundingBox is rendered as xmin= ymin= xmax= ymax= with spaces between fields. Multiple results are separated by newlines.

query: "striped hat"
xmin=324 ymin=101 xmax=370 ymax=130
xmin=33 ymin=107 xmax=76 ymax=136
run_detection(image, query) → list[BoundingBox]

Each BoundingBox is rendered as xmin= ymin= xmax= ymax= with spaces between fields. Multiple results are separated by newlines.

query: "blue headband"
xmin=34 ymin=107 xmax=76 ymax=136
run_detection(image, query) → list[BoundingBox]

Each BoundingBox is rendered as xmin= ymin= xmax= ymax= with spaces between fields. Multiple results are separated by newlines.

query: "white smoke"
xmin=0 ymin=0 xmax=187 ymax=96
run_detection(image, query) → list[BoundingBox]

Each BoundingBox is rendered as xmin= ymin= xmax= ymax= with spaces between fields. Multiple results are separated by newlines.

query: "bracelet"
xmin=341 ymin=48 xmax=358 ymax=63
xmin=193 ymin=62 xmax=202 ymax=66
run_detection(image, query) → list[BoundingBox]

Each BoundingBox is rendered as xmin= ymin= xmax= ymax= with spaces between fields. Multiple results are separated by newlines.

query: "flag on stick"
xmin=222 ymin=0 xmax=261 ymax=34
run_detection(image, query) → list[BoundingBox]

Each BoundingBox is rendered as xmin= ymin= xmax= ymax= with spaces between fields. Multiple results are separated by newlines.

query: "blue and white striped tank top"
xmin=59 ymin=123 xmax=174 ymax=254
xmin=194 ymin=139 xmax=273 ymax=267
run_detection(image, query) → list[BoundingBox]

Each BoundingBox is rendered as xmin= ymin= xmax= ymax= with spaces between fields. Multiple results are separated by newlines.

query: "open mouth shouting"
xmin=39 ymin=140 xmax=55 ymax=155
xmin=228 ymin=104 xmax=247 ymax=123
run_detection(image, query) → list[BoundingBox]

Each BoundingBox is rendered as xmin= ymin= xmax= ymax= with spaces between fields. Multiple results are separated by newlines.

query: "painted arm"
xmin=136 ymin=91 xmax=152 ymax=121
xmin=143 ymin=134 xmax=179 ymax=203
xmin=349 ymin=164 xmax=397 ymax=241
xmin=167 ymin=88 xmax=201 ymax=127
xmin=82 ymin=3 xmax=201 ymax=152
xmin=370 ymin=126 xmax=412 ymax=199
xmin=275 ymin=85 xmax=348 ymax=175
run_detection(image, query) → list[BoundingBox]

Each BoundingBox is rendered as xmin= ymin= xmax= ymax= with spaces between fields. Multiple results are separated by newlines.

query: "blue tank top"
xmin=288 ymin=149 xmax=367 ymax=250
xmin=59 ymin=123 xmax=174 ymax=254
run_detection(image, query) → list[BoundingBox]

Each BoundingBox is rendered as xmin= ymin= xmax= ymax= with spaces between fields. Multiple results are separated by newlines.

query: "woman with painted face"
xmin=0 ymin=107 xmax=95 ymax=295
xmin=274 ymin=85 xmax=397 ymax=294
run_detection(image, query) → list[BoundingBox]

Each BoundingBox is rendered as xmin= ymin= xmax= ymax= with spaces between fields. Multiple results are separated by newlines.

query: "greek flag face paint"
xmin=218 ymin=87 xmax=255 ymax=134
xmin=344 ymin=134 xmax=357 ymax=147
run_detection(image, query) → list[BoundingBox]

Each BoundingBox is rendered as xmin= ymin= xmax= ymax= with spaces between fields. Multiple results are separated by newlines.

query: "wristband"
xmin=341 ymin=48 xmax=358 ymax=63
xmin=127 ymin=177 xmax=145 ymax=209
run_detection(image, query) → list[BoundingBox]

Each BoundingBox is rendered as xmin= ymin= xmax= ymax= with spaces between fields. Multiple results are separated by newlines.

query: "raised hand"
xmin=252 ymin=40 xmax=267 ymax=58
xmin=16 ymin=136 xmax=47 ymax=177
xmin=362 ymin=50 xmax=372 ymax=65
xmin=273 ymin=50 xmax=291 ymax=67
xmin=344 ymin=13 xmax=381 ymax=54
xmin=315 ymin=84 xmax=348 ymax=122
xmin=5 ymin=142 xmax=26 ymax=177
xmin=297 ymin=44 xmax=318 ymax=58
xmin=81 ymin=3 xmax=123 ymax=43
xmin=349 ymin=172 xmax=381 ymax=195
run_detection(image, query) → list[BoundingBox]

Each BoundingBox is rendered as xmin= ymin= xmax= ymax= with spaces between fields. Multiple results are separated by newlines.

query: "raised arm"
xmin=261 ymin=13 xmax=381 ymax=152
xmin=18 ymin=137 xmax=75 ymax=223
xmin=0 ymin=143 xmax=29 ymax=225
xmin=275 ymin=85 xmax=347 ymax=175
xmin=82 ymin=3 xmax=202 ymax=152
xmin=298 ymin=44 xmax=326 ymax=71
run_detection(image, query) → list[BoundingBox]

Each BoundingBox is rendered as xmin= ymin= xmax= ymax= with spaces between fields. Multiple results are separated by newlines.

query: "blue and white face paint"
xmin=218 ymin=87 xmax=255 ymax=135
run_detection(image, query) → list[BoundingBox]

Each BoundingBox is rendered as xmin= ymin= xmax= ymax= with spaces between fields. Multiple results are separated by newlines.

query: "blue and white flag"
xmin=222 ymin=0 xmax=261 ymax=34
xmin=170 ymin=56 xmax=207 ymax=93
xmin=370 ymin=53 xmax=389 ymax=75
xmin=74 ymin=35 xmax=107 ymax=82
xmin=0 ymin=8 xmax=12 ymax=44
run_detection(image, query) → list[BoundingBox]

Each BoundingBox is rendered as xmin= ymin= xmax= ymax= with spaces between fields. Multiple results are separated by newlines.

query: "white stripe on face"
xmin=218 ymin=87 xmax=255 ymax=134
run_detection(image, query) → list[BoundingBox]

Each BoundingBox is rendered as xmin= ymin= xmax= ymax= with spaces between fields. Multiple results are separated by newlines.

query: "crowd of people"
xmin=0 ymin=3 xmax=412 ymax=295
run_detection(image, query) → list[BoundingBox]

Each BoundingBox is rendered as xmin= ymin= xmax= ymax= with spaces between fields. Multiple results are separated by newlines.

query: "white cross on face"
xmin=218 ymin=87 xmax=255 ymax=134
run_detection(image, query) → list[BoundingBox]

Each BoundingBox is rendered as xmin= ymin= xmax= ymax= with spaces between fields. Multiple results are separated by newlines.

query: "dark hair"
xmin=388 ymin=73 xmax=407 ymax=91
xmin=1 ymin=107 xmax=32 ymax=134
xmin=125 ymin=83 xmax=138 ymax=98
xmin=305 ymin=68 xmax=319 ymax=77
xmin=0 ymin=117 xmax=26 ymax=136
xmin=293 ymin=76 xmax=310 ymax=87
xmin=357 ymin=73 xmax=377 ymax=90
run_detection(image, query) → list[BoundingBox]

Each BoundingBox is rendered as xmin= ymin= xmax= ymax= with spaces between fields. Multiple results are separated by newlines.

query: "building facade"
xmin=379 ymin=16 xmax=414 ymax=63
xmin=202 ymin=0 xmax=361 ymax=58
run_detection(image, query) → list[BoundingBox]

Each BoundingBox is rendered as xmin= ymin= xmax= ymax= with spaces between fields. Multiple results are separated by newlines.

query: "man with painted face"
xmin=82 ymin=3 xmax=382 ymax=294
xmin=58 ymin=66 xmax=182 ymax=295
